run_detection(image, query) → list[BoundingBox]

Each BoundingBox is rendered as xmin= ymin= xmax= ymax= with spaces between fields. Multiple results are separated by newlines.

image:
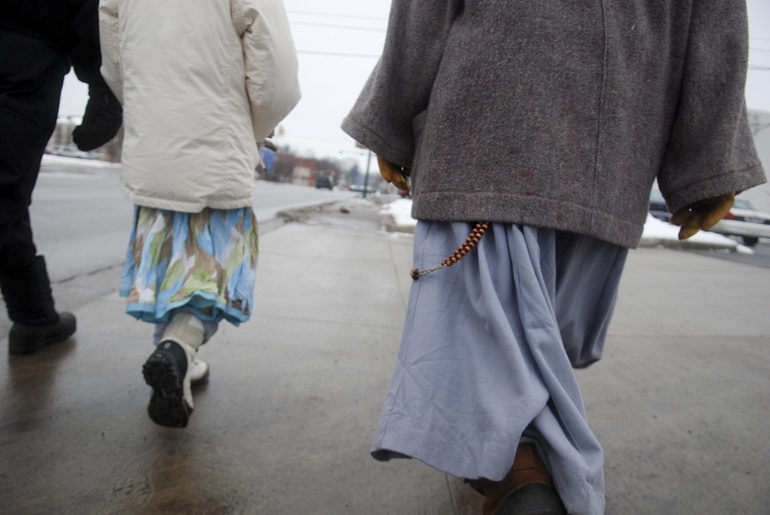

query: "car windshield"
xmin=649 ymin=190 xmax=664 ymax=202
xmin=733 ymin=199 xmax=756 ymax=210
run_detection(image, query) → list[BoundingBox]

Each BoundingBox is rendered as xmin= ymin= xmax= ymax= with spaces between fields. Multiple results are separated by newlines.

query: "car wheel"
xmin=742 ymin=236 xmax=759 ymax=247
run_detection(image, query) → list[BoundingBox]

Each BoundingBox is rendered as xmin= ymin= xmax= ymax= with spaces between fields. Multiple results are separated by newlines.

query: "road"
xmin=31 ymin=161 xmax=358 ymax=282
xmin=683 ymin=239 xmax=770 ymax=268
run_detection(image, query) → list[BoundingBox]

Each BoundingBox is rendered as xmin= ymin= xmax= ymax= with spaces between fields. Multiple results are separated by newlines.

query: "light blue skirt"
xmin=372 ymin=221 xmax=627 ymax=515
xmin=120 ymin=206 xmax=259 ymax=326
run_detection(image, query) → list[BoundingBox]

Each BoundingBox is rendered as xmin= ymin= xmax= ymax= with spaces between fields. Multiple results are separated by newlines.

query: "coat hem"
xmin=120 ymin=182 xmax=255 ymax=213
xmin=411 ymin=191 xmax=644 ymax=249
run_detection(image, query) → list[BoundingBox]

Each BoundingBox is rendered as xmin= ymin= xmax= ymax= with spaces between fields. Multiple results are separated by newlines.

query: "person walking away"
xmin=98 ymin=0 xmax=301 ymax=427
xmin=0 ymin=0 xmax=123 ymax=355
xmin=342 ymin=1 xmax=765 ymax=514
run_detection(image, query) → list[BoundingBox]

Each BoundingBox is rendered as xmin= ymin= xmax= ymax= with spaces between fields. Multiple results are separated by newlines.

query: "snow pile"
xmin=380 ymin=198 xmax=417 ymax=233
xmin=639 ymin=214 xmax=750 ymax=252
xmin=380 ymin=199 xmax=752 ymax=253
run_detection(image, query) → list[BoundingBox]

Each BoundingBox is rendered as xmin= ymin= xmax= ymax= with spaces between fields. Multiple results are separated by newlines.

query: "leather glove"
xmin=671 ymin=192 xmax=735 ymax=240
xmin=377 ymin=156 xmax=411 ymax=192
xmin=72 ymin=83 xmax=123 ymax=151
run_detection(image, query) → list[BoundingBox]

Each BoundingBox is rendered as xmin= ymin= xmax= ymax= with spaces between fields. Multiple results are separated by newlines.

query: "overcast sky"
xmin=58 ymin=0 xmax=770 ymax=160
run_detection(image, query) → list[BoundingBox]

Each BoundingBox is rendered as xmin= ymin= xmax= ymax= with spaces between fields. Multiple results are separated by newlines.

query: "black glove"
xmin=72 ymin=83 xmax=123 ymax=151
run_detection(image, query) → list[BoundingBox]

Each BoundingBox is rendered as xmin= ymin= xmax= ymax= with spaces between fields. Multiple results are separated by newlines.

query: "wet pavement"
xmin=1 ymin=198 xmax=769 ymax=514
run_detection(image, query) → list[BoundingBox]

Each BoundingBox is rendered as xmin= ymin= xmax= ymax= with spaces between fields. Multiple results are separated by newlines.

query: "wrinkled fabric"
xmin=99 ymin=0 xmax=301 ymax=212
xmin=342 ymin=0 xmax=765 ymax=248
xmin=120 ymin=206 xmax=259 ymax=325
xmin=372 ymin=221 xmax=627 ymax=515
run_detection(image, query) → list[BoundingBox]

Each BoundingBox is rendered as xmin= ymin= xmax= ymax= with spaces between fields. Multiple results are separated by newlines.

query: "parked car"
xmin=315 ymin=175 xmax=334 ymax=190
xmin=649 ymin=189 xmax=670 ymax=221
xmin=706 ymin=198 xmax=770 ymax=247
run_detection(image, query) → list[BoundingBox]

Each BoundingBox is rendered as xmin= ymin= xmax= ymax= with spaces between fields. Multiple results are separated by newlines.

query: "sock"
xmin=160 ymin=312 xmax=205 ymax=351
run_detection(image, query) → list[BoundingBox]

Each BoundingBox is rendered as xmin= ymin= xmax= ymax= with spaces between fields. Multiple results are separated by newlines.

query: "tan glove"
xmin=377 ymin=156 xmax=411 ymax=192
xmin=671 ymin=192 xmax=735 ymax=240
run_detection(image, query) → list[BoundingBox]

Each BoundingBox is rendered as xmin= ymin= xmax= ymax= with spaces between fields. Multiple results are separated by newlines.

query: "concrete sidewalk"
xmin=1 ymin=199 xmax=768 ymax=514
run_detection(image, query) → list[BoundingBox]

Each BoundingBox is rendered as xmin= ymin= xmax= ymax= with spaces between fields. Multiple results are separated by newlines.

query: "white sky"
xmin=58 ymin=0 xmax=770 ymax=160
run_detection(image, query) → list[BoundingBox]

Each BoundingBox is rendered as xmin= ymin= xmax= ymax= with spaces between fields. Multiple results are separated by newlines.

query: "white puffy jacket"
xmin=99 ymin=0 xmax=300 ymax=212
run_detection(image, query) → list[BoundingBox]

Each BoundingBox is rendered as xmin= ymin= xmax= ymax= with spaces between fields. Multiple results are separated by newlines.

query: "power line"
xmin=290 ymin=21 xmax=386 ymax=32
xmin=287 ymin=10 xmax=388 ymax=21
xmin=297 ymin=50 xmax=381 ymax=58
xmin=749 ymin=65 xmax=770 ymax=70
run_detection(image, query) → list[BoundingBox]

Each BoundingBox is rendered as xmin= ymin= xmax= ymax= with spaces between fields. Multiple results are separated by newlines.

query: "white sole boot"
xmin=190 ymin=358 xmax=210 ymax=386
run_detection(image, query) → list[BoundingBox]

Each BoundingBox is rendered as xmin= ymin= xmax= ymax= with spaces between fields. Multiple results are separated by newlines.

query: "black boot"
xmin=0 ymin=255 xmax=76 ymax=355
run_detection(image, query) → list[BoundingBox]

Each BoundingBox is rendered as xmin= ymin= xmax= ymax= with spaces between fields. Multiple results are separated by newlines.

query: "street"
xmin=0 ymin=164 xmax=358 ymax=339
xmin=684 ymin=239 xmax=770 ymax=268
xmin=32 ymin=161 xmax=358 ymax=282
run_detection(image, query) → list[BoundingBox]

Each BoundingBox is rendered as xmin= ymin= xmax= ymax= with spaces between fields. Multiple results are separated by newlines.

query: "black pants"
xmin=0 ymin=29 xmax=69 ymax=324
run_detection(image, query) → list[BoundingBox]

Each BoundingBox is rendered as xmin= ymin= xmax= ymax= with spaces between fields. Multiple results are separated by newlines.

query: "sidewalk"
xmin=1 ymin=199 xmax=768 ymax=514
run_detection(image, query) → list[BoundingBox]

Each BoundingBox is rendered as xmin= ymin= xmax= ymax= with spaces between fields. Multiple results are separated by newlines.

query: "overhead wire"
xmin=288 ymin=11 xmax=385 ymax=59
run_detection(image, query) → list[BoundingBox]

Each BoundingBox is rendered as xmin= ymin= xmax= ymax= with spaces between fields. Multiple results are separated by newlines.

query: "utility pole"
xmin=362 ymin=149 xmax=372 ymax=199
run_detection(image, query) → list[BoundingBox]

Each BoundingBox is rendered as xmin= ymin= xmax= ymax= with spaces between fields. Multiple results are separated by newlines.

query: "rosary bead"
xmin=472 ymin=237 xmax=479 ymax=244
xmin=451 ymin=256 xmax=458 ymax=263
xmin=481 ymin=224 xmax=488 ymax=229
xmin=461 ymin=249 xmax=467 ymax=256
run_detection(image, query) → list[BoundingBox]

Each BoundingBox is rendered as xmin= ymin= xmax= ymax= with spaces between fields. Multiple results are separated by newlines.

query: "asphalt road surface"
xmin=683 ymin=239 xmax=770 ymax=268
xmin=31 ymin=162 xmax=357 ymax=282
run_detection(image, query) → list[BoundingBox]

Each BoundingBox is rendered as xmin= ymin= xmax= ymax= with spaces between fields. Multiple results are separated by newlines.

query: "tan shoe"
xmin=466 ymin=444 xmax=565 ymax=515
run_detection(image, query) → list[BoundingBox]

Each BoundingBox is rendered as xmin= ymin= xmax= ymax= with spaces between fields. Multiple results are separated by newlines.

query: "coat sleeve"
xmin=341 ymin=0 xmax=464 ymax=167
xmin=657 ymin=0 xmax=765 ymax=213
xmin=67 ymin=0 xmax=102 ymax=85
xmin=232 ymin=0 xmax=301 ymax=142
xmin=98 ymin=0 xmax=123 ymax=104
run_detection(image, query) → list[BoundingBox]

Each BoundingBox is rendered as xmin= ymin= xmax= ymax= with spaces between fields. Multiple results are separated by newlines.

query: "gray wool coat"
xmin=342 ymin=0 xmax=766 ymax=248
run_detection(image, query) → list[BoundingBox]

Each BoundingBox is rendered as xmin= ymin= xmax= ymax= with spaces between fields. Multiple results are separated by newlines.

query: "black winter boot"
xmin=0 ymin=255 xmax=76 ymax=354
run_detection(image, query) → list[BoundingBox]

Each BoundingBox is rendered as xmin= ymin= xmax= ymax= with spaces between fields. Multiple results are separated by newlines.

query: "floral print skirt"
xmin=120 ymin=206 xmax=258 ymax=325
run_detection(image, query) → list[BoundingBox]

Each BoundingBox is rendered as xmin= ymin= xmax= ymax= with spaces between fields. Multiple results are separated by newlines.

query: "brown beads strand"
xmin=410 ymin=223 xmax=489 ymax=280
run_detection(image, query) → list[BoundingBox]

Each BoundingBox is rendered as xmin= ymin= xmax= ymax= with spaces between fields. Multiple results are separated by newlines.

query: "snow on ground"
xmin=639 ymin=214 xmax=752 ymax=253
xmin=380 ymin=198 xmax=417 ymax=233
xmin=380 ymin=199 xmax=753 ymax=253
xmin=41 ymin=154 xmax=121 ymax=171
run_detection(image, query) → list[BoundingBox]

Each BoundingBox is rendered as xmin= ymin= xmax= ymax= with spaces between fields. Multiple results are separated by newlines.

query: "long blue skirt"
xmin=372 ymin=222 xmax=627 ymax=515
